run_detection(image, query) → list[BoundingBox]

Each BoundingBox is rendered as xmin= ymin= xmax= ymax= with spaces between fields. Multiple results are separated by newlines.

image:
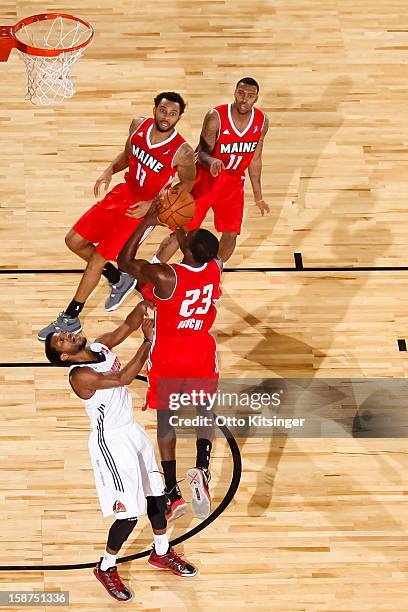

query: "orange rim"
xmin=13 ymin=13 xmax=93 ymax=57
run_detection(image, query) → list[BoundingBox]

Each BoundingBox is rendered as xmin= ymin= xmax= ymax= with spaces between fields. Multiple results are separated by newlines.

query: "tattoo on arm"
xmin=198 ymin=110 xmax=220 ymax=162
xmin=175 ymin=144 xmax=196 ymax=189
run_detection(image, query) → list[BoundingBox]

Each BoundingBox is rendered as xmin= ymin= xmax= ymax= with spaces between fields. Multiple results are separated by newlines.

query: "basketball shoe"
xmin=93 ymin=560 xmax=134 ymax=602
xmin=165 ymin=483 xmax=187 ymax=521
xmin=105 ymin=272 xmax=137 ymax=311
xmin=37 ymin=312 xmax=81 ymax=341
xmin=148 ymin=546 xmax=197 ymax=577
xmin=187 ymin=468 xmax=211 ymax=519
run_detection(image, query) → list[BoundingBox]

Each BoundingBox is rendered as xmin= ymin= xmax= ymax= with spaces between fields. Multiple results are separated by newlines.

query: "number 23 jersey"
xmin=144 ymin=260 xmax=221 ymax=409
xmin=125 ymin=117 xmax=187 ymax=200
xmin=152 ymin=260 xmax=221 ymax=339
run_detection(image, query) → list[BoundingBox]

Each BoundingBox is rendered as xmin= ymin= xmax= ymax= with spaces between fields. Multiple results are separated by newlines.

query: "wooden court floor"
xmin=2 ymin=0 xmax=408 ymax=610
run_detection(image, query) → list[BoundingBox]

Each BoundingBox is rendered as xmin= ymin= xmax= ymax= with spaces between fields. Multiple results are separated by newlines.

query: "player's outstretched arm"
xmin=171 ymin=143 xmax=196 ymax=194
xmin=197 ymin=109 xmax=224 ymax=177
xmin=70 ymin=319 xmax=154 ymax=397
xmin=94 ymin=116 xmax=145 ymax=198
xmin=96 ymin=300 xmax=155 ymax=349
xmin=118 ymin=198 xmax=162 ymax=278
xmin=248 ymin=114 xmax=270 ymax=215
xmin=118 ymin=200 xmax=176 ymax=296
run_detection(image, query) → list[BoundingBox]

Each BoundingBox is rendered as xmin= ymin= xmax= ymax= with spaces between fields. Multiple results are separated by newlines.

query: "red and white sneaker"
xmin=187 ymin=468 xmax=211 ymax=519
xmin=165 ymin=484 xmax=187 ymax=521
xmin=93 ymin=560 xmax=134 ymax=603
xmin=148 ymin=546 xmax=197 ymax=577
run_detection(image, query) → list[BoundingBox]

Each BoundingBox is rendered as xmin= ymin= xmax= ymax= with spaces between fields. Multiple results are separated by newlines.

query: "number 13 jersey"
xmin=125 ymin=117 xmax=187 ymax=200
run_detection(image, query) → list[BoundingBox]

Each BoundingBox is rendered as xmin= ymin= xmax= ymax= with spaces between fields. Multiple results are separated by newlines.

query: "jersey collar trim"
xmin=177 ymin=262 xmax=208 ymax=272
xmin=228 ymin=103 xmax=255 ymax=137
xmin=146 ymin=123 xmax=178 ymax=149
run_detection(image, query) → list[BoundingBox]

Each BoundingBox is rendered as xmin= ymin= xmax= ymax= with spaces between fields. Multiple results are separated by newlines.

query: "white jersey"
xmin=68 ymin=342 xmax=133 ymax=431
xmin=68 ymin=341 xmax=164 ymax=519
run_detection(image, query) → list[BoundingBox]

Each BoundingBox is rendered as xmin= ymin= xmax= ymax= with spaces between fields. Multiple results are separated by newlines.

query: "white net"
xmin=15 ymin=16 xmax=92 ymax=105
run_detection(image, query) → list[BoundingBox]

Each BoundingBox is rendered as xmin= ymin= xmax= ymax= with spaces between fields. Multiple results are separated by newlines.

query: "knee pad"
xmin=147 ymin=495 xmax=167 ymax=531
xmin=107 ymin=517 xmax=138 ymax=552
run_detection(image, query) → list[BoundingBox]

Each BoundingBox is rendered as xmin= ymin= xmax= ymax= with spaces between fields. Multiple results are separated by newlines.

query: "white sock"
xmin=100 ymin=551 xmax=117 ymax=571
xmin=151 ymin=254 xmax=161 ymax=264
xmin=153 ymin=533 xmax=169 ymax=556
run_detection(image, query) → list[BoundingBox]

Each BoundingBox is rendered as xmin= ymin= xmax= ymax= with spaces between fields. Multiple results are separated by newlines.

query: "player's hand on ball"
xmin=255 ymin=199 xmax=270 ymax=215
xmin=142 ymin=317 xmax=154 ymax=341
xmin=209 ymin=158 xmax=225 ymax=177
xmin=94 ymin=169 xmax=113 ymax=197
xmin=144 ymin=197 xmax=164 ymax=226
xmin=126 ymin=200 xmax=152 ymax=219
xmin=169 ymin=182 xmax=182 ymax=194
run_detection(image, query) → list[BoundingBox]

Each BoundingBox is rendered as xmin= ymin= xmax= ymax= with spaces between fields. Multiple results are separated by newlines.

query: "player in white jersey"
xmin=44 ymin=301 xmax=197 ymax=603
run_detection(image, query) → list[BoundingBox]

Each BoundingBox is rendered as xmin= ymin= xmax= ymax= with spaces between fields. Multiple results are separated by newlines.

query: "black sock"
xmin=102 ymin=262 xmax=121 ymax=284
xmin=65 ymin=299 xmax=84 ymax=318
xmin=161 ymin=460 xmax=177 ymax=493
xmin=196 ymin=439 xmax=212 ymax=471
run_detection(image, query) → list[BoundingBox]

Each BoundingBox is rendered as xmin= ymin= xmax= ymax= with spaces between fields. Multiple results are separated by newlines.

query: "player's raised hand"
xmin=126 ymin=200 xmax=152 ymax=219
xmin=125 ymin=300 xmax=156 ymax=331
xmin=255 ymin=199 xmax=270 ymax=215
xmin=209 ymin=158 xmax=225 ymax=177
xmin=142 ymin=317 xmax=154 ymax=342
xmin=94 ymin=169 xmax=113 ymax=198
xmin=144 ymin=197 xmax=165 ymax=226
xmin=137 ymin=299 xmax=156 ymax=315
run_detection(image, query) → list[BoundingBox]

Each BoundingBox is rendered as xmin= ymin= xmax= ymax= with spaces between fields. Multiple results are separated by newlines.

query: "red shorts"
xmin=73 ymin=183 xmax=152 ymax=261
xmin=143 ymin=335 xmax=219 ymax=410
xmin=187 ymin=165 xmax=245 ymax=234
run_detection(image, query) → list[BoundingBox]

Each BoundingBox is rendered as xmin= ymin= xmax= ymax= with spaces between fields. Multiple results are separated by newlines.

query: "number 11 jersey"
xmin=211 ymin=103 xmax=265 ymax=175
xmin=125 ymin=117 xmax=187 ymax=201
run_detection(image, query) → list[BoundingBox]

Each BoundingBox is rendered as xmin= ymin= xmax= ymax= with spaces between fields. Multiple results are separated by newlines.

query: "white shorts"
xmin=88 ymin=421 xmax=164 ymax=519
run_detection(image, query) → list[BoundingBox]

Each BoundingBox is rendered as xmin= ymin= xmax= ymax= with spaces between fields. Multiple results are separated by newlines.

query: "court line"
xmin=1 ymin=257 xmax=408 ymax=274
xmin=398 ymin=339 xmax=407 ymax=352
xmin=0 ymin=416 xmax=242 ymax=571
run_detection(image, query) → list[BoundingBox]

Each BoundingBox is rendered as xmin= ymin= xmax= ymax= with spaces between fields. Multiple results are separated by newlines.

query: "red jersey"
xmin=153 ymin=260 xmax=221 ymax=338
xmin=210 ymin=103 xmax=265 ymax=175
xmin=144 ymin=260 xmax=220 ymax=410
xmin=121 ymin=117 xmax=186 ymax=203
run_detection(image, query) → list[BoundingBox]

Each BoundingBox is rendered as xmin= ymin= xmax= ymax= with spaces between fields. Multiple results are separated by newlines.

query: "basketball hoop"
xmin=0 ymin=13 xmax=93 ymax=105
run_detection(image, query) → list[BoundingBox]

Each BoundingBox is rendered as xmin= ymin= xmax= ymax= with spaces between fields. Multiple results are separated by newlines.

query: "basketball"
xmin=159 ymin=189 xmax=195 ymax=231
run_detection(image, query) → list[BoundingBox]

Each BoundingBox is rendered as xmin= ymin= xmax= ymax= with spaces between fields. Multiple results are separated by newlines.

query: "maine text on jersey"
xmin=220 ymin=142 xmax=258 ymax=154
xmin=132 ymin=145 xmax=164 ymax=173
